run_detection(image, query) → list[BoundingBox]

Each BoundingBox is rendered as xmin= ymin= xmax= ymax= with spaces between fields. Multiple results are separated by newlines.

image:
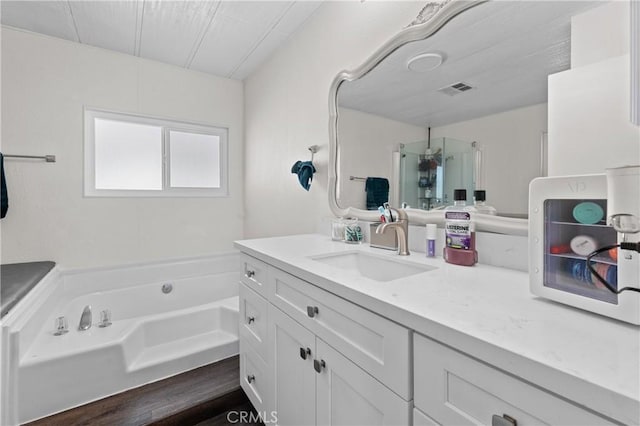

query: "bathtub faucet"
xmin=78 ymin=305 xmax=92 ymax=331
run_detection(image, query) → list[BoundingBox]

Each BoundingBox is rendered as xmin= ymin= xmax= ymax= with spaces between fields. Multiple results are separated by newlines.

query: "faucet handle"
xmin=98 ymin=309 xmax=112 ymax=328
xmin=53 ymin=316 xmax=68 ymax=336
xmin=395 ymin=208 xmax=408 ymax=221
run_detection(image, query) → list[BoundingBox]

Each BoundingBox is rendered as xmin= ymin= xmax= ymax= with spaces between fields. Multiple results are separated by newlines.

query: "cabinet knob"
xmin=299 ymin=347 xmax=311 ymax=360
xmin=247 ymin=374 xmax=255 ymax=384
xmin=307 ymin=306 xmax=319 ymax=318
xmin=313 ymin=359 xmax=326 ymax=373
xmin=247 ymin=316 xmax=255 ymax=324
xmin=492 ymin=414 xmax=517 ymax=426
xmin=245 ymin=270 xmax=255 ymax=279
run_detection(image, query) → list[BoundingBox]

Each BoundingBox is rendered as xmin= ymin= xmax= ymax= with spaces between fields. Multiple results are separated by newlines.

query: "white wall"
xmin=548 ymin=55 xmax=639 ymax=176
xmin=571 ymin=1 xmax=630 ymax=68
xmin=431 ymin=103 xmax=548 ymax=215
xmin=0 ymin=28 xmax=244 ymax=268
xmin=243 ymin=1 xmax=426 ymax=238
xmin=337 ymin=107 xmax=426 ymax=210
xmin=549 ymin=2 xmax=640 ymax=177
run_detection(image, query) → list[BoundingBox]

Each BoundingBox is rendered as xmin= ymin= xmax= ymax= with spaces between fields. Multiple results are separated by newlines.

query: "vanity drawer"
xmin=268 ymin=266 xmax=411 ymax=400
xmin=414 ymin=334 xmax=614 ymax=426
xmin=240 ymin=340 xmax=270 ymax=415
xmin=239 ymin=283 xmax=268 ymax=362
xmin=240 ymin=254 xmax=270 ymax=297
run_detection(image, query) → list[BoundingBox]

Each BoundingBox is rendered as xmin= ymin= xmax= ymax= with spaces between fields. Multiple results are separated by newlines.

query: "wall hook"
xmin=308 ymin=145 xmax=319 ymax=162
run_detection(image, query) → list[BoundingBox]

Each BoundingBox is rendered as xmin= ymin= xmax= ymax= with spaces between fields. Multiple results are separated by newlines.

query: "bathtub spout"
xmin=78 ymin=305 xmax=92 ymax=331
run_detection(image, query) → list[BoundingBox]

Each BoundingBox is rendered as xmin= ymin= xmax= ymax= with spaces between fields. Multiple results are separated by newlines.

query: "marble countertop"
xmin=235 ymin=234 xmax=640 ymax=424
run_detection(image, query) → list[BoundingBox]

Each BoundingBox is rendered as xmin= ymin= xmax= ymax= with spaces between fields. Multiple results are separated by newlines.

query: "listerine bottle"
xmin=443 ymin=189 xmax=477 ymax=266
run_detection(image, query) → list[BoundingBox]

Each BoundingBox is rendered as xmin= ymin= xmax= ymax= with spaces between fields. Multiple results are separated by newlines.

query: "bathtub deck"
xmin=0 ymin=261 xmax=55 ymax=317
xmin=24 ymin=355 xmax=261 ymax=426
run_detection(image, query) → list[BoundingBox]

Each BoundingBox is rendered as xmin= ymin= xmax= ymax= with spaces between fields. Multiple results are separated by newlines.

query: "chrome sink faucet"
xmin=78 ymin=305 xmax=92 ymax=331
xmin=376 ymin=207 xmax=410 ymax=255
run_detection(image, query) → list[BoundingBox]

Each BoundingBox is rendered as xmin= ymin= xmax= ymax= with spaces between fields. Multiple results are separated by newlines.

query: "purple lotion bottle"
xmin=426 ymin=224 xmax=437 ymax=257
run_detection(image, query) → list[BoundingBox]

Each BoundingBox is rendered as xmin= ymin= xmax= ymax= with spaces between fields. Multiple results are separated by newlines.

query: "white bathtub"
xmin=0 ymin=253 xmax=241 ymax=424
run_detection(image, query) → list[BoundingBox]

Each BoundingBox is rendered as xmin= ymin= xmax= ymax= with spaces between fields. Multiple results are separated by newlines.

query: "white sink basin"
xmin=310 ymin=251 xmax=436 ymax=282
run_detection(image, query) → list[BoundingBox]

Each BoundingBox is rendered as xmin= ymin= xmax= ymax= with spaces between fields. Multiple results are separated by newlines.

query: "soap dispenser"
xmin=472 ymin=190 xmax=497 ymax=215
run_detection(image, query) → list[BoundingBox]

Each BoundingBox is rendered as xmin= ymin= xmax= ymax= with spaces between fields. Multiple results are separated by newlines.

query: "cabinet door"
xmin=269 ymin=304 xmax=316 ymax=426
xmin=315 ymin=339 xmax=410 ymax=426
xmin=269 ymin=266 xmax=411 ymax=399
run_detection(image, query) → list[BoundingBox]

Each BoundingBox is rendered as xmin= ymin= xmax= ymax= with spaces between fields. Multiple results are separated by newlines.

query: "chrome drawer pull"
xmin=247 ymin=374 xmax=256 ymax=384
xmin=492 ymin=414 xmax=517 ymax=426
xmin=247 ymin=316 xmax=255 ymax=324
xmin=307 ymin=306 xmax=319 ymax=318
xmin=299 ymin=347 xmax=311 ymax=360
xmin=313 ymin=359 xmax=326 ymax=373
xmin=245 ymin=270 xmax=255 ymax=279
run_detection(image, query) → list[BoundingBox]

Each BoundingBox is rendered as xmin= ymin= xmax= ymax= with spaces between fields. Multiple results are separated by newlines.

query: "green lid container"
xmin=572 ymin=201 xmax=604 ymax=224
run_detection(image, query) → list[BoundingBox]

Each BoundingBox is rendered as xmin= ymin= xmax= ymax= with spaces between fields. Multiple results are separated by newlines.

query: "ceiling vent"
xmin=437 ymin=82 xmax=475 ymax=96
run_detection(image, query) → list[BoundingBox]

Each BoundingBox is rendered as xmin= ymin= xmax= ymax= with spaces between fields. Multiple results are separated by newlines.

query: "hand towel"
xmin=291 ymin=160 xmax=316 ymax=191
xmin=365 ymin=177 xmax=389 ymax=210
xmin=1 ymin=153 xmax=7 ymax=218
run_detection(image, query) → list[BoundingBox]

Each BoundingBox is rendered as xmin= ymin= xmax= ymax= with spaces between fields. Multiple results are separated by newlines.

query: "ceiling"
xmin=338 ymin=1 xmax=603 ymax=127
xmin=0 ymin=0 xmax=322 ymax=80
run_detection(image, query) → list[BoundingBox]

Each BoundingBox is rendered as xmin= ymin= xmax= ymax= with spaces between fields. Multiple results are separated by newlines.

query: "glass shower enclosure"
xmin=398 ymin=137 xmax=475 ymax=210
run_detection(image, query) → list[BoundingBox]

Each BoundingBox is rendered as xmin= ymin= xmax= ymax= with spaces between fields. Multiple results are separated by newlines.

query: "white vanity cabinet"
xmin=238 ymin=253 xmax=412 ymax=425
xmin=413 ymin=334 xmax=615 ymax=426
xmin=269 ymin=304 xmax=410 ymax=425
xmin=239 ymin=253 xmax=272 ymax=415
xmin=238 ymin=248 xmax=633 ymax=426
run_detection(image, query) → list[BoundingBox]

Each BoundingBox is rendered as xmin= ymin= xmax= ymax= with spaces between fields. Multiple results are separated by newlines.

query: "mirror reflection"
xmin=398 ymin=137 xmax=475 ymax=210
xmin=336 ymin=0 xmax=604 ymax=217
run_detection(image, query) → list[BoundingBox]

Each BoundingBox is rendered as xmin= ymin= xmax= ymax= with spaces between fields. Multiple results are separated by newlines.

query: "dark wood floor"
xmin=25 ymin=355 xmax=263 ymax=426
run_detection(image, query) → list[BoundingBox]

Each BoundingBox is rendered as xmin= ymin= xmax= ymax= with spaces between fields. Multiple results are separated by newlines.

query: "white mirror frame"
xmin=328 ymin=0 xmax=529 ymax=236
xmin=632 ymin=0 xmax=639 ymax=125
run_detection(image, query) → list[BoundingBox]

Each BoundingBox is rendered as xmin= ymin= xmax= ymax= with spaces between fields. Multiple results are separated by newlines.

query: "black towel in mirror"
xmin=365 ymin=177 xmax=389 ymax=210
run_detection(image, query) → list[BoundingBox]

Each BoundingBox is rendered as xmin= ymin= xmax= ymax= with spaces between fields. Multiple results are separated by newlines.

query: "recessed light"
xmin=406 ymin=52 xmax=444 ymax=72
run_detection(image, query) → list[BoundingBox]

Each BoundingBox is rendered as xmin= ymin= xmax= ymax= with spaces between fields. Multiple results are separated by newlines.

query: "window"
xmin=84 ymin=109 xmax=228 ymax=197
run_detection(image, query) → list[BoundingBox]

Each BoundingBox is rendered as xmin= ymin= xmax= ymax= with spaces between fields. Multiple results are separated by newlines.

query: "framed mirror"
xmin=328 ymin=0 xmax=633 ymax=236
